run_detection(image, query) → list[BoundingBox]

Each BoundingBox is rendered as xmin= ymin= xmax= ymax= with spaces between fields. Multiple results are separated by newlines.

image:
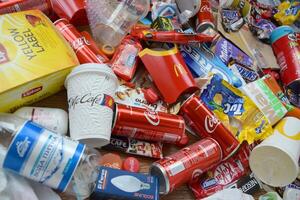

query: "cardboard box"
xmin=92 ymin=166 xmax=159 ymax=200
xmin=0 ymin=10 xmax=79 ymax=112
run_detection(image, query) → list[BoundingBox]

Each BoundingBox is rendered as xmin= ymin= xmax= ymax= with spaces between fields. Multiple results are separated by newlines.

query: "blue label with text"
xmin=3 ymin=121 xmax=85 ymax=192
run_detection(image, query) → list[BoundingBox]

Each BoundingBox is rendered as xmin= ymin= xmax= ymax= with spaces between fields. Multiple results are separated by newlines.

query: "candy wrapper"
xmin=151 ymin=1 xmax=177 ymax=21
xmin=242 ymin=77 xmax=287 ymax=125
xmin=262 ymin=75 xmax=300 ymax=119
xmin=214 ymin=38 xmax=253 ymax=68
xmin=200 ymin=74 xmax=273 ymax=144
xmin=189 ymin=143 xmax=252 ymax=199
xmin=103 ymin=136 xmax=163 ymax=159
xmin=180 ymin=44 xmax=243 ymax=88
xmin=274 ymin=1 xmax=300 ymax=25
xmin=115 ymin=84 xmax=167 ymax=112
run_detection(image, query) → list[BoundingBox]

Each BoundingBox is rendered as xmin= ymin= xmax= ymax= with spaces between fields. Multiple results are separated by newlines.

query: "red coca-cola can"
xmin=51 ymin=0 xmax=88 ymax=26
xmin=150 ymin=138 xmax=222 ymax=194
xmin=54 ymin=18 xmax=108 ymax=64
xmin=270 ymin=26 xmax=300 ymax=106
xmin=0 ymin=0 xmax=52 ymax=16
xmin=196 ymin=0 xmax=215 ymax=33
xmin=179 ymin=94 xmax=240 ymax=160
xmin=112 ymin=104 xmax=189 ymax=147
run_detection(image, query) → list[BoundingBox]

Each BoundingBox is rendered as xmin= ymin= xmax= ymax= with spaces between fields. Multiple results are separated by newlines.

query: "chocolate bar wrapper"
xmin=189 ymin=143 xmax=251 ymax=199
xmin=103 ymin=136 xmax=163 ymax=159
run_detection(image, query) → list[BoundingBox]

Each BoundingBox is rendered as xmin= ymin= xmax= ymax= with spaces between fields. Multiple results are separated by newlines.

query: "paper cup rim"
xmin=250 ymin=144 xmax=299 ymax=187
xmin=76 ymin=135 xmax=110 ymax=148
xmin=65 ymin=63 xmax=118 ymax=89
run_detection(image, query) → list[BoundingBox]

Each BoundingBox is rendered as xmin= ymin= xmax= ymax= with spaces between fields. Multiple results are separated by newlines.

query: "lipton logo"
xmin=16 ymin=137 xmax=31 ymax=158
xmin=174 ymin=63 xmax=187 ymax=77
xmin=22 ymin=86 xmax=43 ymax=98
xmin=204 ymin=115 xmax=219 ymax=133
xmin=144 ymin=110 xmax=160 ymax=126
xmin=200 ymin=5 xmax=212 ymax=13
xmin=0 ymin=43 xmax=9 ymax=64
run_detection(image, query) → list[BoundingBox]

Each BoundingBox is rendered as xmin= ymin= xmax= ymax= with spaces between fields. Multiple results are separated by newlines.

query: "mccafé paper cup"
xmin=65 ymin=63 xmax=118 ymax=147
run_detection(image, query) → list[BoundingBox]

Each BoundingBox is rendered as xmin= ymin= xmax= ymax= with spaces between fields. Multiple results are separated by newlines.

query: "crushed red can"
xmin=54 ymin=18 xmax=108 ymax=64
xmin=189 ymin=143 xmax=251 ymax=199
xmin=196 ymin=0 xmax=215 ymax=33
xmin=0 ymin=0 xmax=52 ymax=16
xmin=111 ymin=36 xmax=142 ymax=81
xmin=179 ymin=94 xmax=240 ymax=160
xmin=112 ymin=104 xmax=188 ymax=147
xmin=150 ymin=138 xmax=222 ymax=194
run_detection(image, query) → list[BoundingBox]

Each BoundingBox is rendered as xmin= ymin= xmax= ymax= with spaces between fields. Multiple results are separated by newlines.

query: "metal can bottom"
xmin=150 ymin=163 xmax=170 ymax=195
xmin=196 ymin=21 xmax=215 ymax=33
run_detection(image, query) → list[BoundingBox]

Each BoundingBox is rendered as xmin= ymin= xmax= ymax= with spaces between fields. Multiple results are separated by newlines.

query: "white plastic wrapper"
xmin=203 ymin=189 xmax=255 ymax=200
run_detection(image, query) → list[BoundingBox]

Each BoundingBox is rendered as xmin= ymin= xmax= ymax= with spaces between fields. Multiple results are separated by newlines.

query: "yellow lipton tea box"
xmin=0 ymin=10 xmax=79 ymax=112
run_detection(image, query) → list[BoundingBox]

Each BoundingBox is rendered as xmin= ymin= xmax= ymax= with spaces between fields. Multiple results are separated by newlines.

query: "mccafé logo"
xmin=174 ymin=63 xmax=187 ymax=77
xmin=204 ymin=115 xmax=219 ymax=133
xmin=144 ymin=110 xmax=160 ymax=126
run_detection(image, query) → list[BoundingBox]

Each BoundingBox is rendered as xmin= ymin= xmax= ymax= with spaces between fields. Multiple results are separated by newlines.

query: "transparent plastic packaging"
xmin=86 ymin=0 xmax=150 ymax=47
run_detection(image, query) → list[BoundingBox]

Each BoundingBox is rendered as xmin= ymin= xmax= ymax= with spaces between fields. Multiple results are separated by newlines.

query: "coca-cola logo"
xmin=200 ymin=5 xmax=212 ymax=13
xmin=192 ymin=169 xmax=203 ymax=181
xmin=204 ymin=115 xmax=219 ymax=133
xmin=144 ymin=110 xmax=160 ymax=126
xmin=71 ymin=36 xmax=90 ymax=51
xmin=68 ymin=93 xmax=104 ymax=109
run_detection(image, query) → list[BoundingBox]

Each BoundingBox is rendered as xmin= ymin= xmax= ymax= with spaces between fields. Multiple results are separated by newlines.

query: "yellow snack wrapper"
xmin=0 ymin=10 xmax=79 ymax=112
xmin=200 ymin=74 xmax=273 ymax=144
xmin=274 ymin=1 xmax=300 ymax=25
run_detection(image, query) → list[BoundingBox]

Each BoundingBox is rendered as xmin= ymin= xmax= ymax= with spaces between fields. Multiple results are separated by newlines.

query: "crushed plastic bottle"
xmin=86 ymin=0 xmax=150 ymax=47
xmin=0 ymin=113 xmax=100 ymax=200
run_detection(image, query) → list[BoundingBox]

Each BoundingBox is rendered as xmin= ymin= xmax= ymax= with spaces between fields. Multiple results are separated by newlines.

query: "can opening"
xmin=150 ymin=165 xmax=167 ymax=194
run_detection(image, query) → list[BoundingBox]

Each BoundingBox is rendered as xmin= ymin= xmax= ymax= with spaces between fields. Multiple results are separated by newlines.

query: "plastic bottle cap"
xmin=270 ymin=25 xmax=295 ymax=44
xmin=142 ymin=88 xmax=160 ymax=104
xmin=99 ymin=153 xmax=123 ymax=169
xmin=123 ymin=157 xmax=140 ymax=173
xmin=101 ymin=44 xmax=115 ymax=58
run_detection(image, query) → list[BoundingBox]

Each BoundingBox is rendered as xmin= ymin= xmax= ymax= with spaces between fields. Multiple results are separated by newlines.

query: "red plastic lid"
xmin=123 ymin=157 xmax=140 ymax=173
xmin=99 ymin=153 xmax=123 ymax=169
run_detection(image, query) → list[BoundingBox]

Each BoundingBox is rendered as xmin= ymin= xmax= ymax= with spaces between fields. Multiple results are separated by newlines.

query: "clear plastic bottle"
xmin=0 ymin=113 xmax=100 ymax=200
xmin=86 ymin=0 xmax=150 ymax=47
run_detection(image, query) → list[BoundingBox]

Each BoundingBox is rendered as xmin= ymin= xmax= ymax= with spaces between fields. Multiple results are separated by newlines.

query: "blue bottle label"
xmin=3 ymin=121 xmax=85 ymax=192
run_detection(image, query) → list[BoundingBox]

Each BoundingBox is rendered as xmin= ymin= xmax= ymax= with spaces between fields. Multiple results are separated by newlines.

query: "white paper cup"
xmin=65 ymin=63 xmax=118 ymax=148
xmin=250 ymin=117 xmax=300 ymax=187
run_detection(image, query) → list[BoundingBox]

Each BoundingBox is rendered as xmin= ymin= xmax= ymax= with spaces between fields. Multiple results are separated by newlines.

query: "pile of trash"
xmin=0 ymin=0 xmax=299 ymax=200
